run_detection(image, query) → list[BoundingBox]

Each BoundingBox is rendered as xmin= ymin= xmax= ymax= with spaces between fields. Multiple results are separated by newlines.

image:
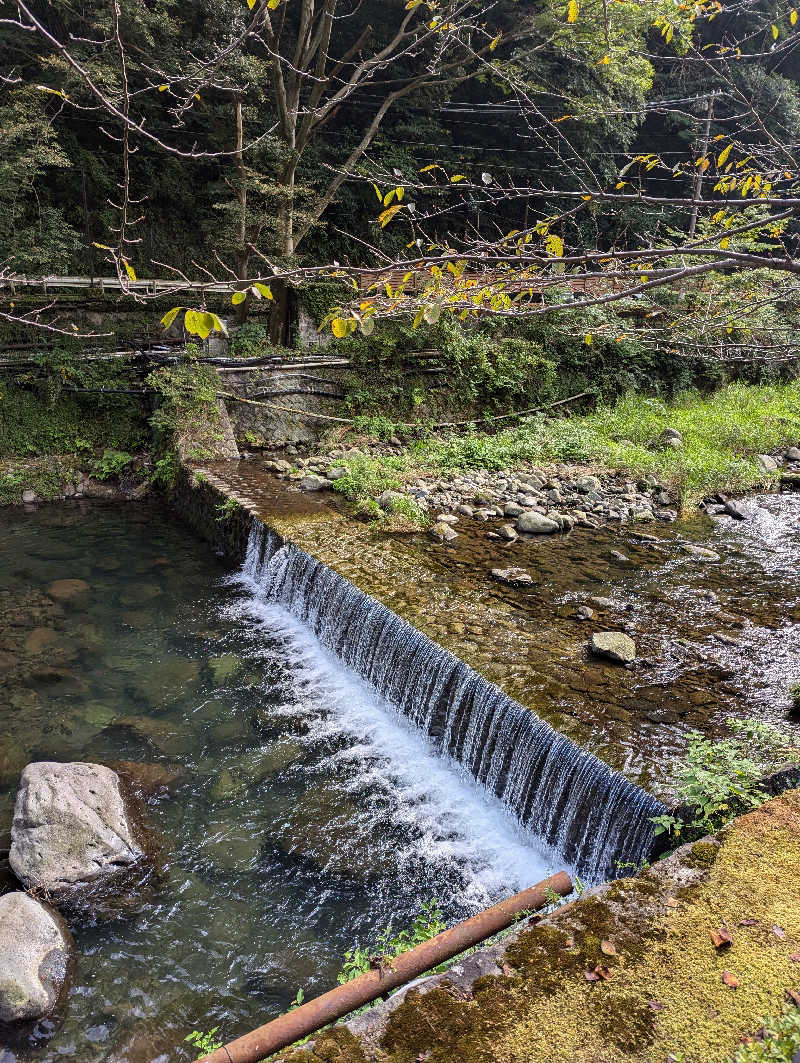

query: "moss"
xmin=379 ymin=987 xmax=477 ymax=1061
xmin=371 ymin=793 xmax=800 ymax=1063
xmin=589 ymin=988 xmax=657 ymax=1052
xmin=280 ymin=1028 xmax=368 ymax=1063
xmin=687 ymin=841 xmax=721 ymax=869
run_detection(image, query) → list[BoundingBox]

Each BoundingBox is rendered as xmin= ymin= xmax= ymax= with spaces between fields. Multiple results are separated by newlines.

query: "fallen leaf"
xmin=584 ymin=969 xmax=600 ymax=982
xmin=594 ymin=964 xmax=613 ymax=981
xmin=600 ymin=939 xmax=618 ymax=957
xmin=785 ymin=989 xmax=800 ymax=1007
xmin=790 ymin=954 xmax=800 ymax=963
xmin=666 ymin=897 xmax=679 ymax=908
xmin=500 ymin=963 xmax=514 ymax=976
xmin=648 ymin=1000 xmax=665 ymax=1012
xmin=722 ymin=971 xmax=740 ymax=988
xmin=710 ymin=927 xmax=734 ymax=949
xmin=564 ymin=936 xmax=575 ymax=949
xmin=738 ymin=919 xmax=759 ymax=927
xmin=773 ymin=925 xmax=787 ymax=940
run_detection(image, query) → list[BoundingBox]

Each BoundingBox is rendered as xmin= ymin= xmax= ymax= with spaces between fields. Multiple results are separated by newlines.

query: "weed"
xmin=652 ymin=717 xmax=800 ymax=843
xmin=185 ymin=1027 xmax=223 ymax=1058
xmin=788 ymin=680 xmax=800 ymax=711
xmin=337 ymin=900 xmax=446 ymax=984
xmin=215 ymin=497 xmax=238 ymax=521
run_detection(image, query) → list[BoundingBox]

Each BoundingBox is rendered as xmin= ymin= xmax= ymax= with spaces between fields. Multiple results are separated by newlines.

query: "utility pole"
xmin=688 ymin=94 xmax=715 ymax=238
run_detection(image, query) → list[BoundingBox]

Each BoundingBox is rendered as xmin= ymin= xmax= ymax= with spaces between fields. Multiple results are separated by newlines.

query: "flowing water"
xmin=0 ymin=504 xmax=555 ymax=1062
xmin=1 ymin=486 xmax=799 ymax=1061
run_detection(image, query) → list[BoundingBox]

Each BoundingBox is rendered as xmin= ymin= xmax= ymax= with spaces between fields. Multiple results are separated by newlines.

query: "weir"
xmin=242 ymin=518 xmax=667 ymax=881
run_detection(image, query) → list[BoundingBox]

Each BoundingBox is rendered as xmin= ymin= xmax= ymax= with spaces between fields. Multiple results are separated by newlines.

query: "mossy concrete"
xmin=279 ymin=792 xmax=800 ymax=1063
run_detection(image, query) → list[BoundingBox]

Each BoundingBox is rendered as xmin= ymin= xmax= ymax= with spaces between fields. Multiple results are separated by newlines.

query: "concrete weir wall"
xmin=171 ymin=464 xmax=255 ymax=564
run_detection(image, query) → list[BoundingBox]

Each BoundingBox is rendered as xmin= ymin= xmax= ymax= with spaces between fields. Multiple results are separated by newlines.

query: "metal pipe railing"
xmin=199 ymin=871 xmax=572 ymax=1063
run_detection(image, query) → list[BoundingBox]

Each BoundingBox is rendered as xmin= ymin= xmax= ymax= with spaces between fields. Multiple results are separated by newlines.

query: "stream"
xmin=0 ymin=488 xmax=798 ymax=1060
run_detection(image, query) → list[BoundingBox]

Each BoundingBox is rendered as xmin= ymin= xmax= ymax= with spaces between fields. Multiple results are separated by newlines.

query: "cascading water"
xmin=241 ymin=519 xmax=667 ymax=880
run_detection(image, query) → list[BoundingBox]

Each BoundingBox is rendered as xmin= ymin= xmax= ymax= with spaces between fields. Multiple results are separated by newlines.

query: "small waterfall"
xmin=241 ymin=519 xmax=666 ymax=881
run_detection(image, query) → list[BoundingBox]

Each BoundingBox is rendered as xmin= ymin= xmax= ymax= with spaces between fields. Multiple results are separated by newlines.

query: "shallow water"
xmin=211 ymin=462 xmax=800 ymax=795
xmin=0 ymin=503 xmax=553 ymax=1062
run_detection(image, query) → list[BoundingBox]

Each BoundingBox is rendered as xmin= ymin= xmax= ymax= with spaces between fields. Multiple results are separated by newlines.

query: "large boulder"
xmin=515 ymin=511 xmax=560 ymax=535
xmin=0 ymin=892 xmax=74 ymax=1025
xmin=589 ymin=631 xmax=636 ymax=664
xmin=10 ymin=762 xmax=149 ymax=905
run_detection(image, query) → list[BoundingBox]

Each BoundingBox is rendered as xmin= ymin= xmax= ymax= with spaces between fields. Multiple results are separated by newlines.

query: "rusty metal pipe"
xmin=200 ymin=871 xmax=572 ymax=1063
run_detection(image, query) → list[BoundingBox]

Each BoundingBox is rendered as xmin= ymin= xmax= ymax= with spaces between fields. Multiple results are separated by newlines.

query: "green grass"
xmin=326 ymin=381 xmax=800 ymax=515
xmin=416 ymin=381 xmax=800 ymax=506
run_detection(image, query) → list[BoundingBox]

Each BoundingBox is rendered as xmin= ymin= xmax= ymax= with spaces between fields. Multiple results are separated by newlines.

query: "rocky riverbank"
xmin=253 ymin=437 xmax=800 ymax=537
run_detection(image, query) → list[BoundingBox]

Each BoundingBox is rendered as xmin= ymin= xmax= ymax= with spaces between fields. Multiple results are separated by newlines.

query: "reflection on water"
xmin=0 ymin=503 xmax=552 ymax=1062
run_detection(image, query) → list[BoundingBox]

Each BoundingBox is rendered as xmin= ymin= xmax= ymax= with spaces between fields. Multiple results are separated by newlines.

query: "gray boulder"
xmin=0 ymin=892 xmax=74 ymax=1024
xmin=757 ymin=454 xmax=778 ymax=474
xmin=10 ymin=762 xmax=146 ymax=903
xmin=785 ymin=447 xmax=800 ymax=462
xmin=430 ymin=521 xmax=458 ymax=543
xmin=589 ymin=631 xmax=636 ymax=664
xmin=515 ymin=511 xmax=560 ymax=535
xmin=299 ymin=474 xmax=328 ymax=492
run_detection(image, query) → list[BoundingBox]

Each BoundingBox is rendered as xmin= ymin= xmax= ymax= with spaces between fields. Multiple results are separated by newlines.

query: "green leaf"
xmin=360 ymin=316 xmax=375 ymax=336
xmin=251 ymin=282 xmax=273 ymax=300
xmin=231 ymin=291 xmax=247 ymax=305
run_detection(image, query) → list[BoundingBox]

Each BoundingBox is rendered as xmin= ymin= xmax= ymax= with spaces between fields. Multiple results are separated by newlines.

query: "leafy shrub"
xmin=185 ymin=1027 xmax=223 ymax=1059
xmin=652 ymin=718 xmax=800 ymax=843
xmin=728 ymin=1005 xmax=800 ymax=1062
xmin=330 ymin=455 xmax=407 ymax=502
xmin=90 ymin=449 xmax=133 ymax=480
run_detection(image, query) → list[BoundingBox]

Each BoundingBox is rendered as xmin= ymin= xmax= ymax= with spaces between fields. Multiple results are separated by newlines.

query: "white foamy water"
xmin=225 ymin=575 xmax=559 ymax=910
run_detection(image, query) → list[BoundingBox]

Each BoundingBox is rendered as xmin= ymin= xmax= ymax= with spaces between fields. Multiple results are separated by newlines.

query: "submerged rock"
xmin=682 ymin=544 xmax=721 ymax=561
xmin=0 ymin=892 xmax=74 ymax=1025
xmin=10 ymin=762 xmax=148 ymax=905
xmin=46 ymin=579 xmax=89 ymax=605
xmin=491 ymin=567 xmax=533 ymax=587
xmin=589 ymin=631 xmax=636 ymax=664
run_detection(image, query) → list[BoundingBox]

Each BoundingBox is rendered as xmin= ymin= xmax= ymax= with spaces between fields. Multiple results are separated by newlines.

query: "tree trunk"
xmin=269 ymin=278 xmax=295 ymax=346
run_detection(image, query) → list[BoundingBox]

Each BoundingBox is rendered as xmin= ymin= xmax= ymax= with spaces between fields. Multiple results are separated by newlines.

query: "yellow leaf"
xmin=395 ymin=186 xmax=404 ymax=201
xmin=545 ymin=234 xmax=564 ymax=257
xmin=160 ymin=306 xmax=182 ymax=329
xmin=412 ymin=307 xmax=425 ymax=328
xmin=331 ymin=318 xmax=349 ymax=338
xmin=450 ymin=174 xmax=467 ymax=183
xmin=267 ymin=0 xmax=281 ymax=7
xmin=252 ymin=282 xmax=273 ymax=300
xmin=717 ymin=143 xmax=732 ymax=167
xmin=378 ymin=203 xmax=404 ymax=228
xmin=122 ymin=259 xmax=136 ymax=282
xmin=158 ymin=84 xmax=168 ymax=92
xmin=567 ymin=0 xmax=579 ymax=23
xmin=584 ymin=334 xmax=593 ymax=346
xmin=640 ymin=275 xmax=648 ymax=284
xmin=772 ymin=23 xmax=779 ymax=39
xmin=792 ymin=9 xmax=798 ymax=26
xmin=231 ymin=291 xmax=247 ymax=305
xmin=719 ymin=238 xmax=729 ymax=249
xmin=489 ymin=34 xmax=501 ymax=51
xmin=383 ymin=189 xmax=396 ymax=207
